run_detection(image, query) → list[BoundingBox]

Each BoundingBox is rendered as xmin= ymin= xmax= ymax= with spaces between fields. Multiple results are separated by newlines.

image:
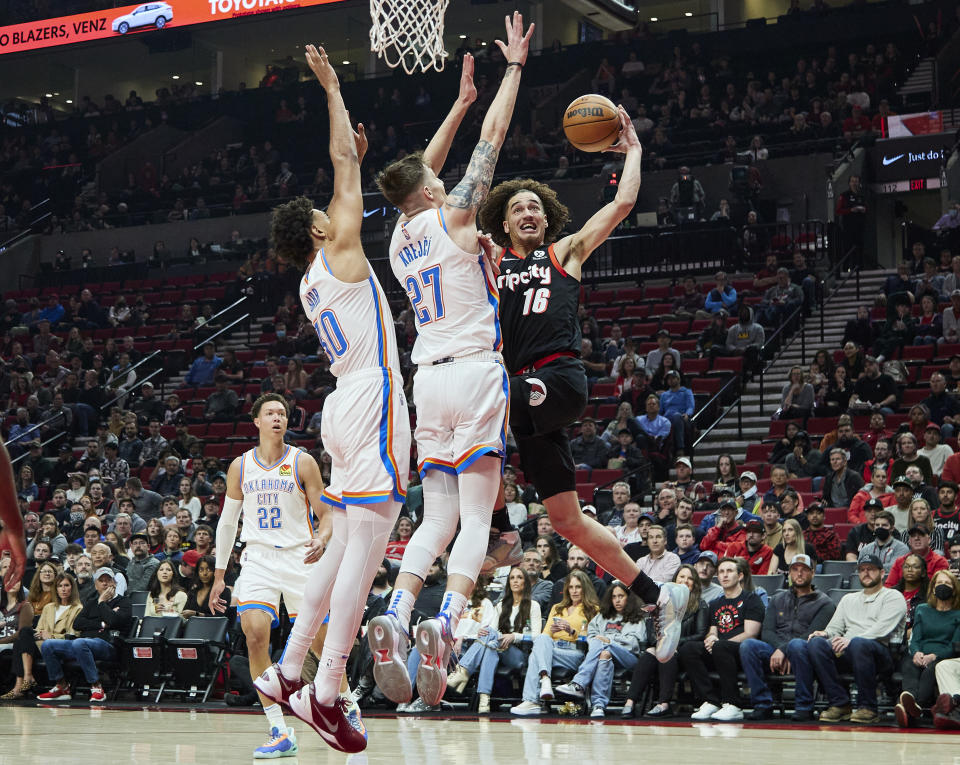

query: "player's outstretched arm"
xmin=555 ymin=106 xmax=641 ymax=275
xmin=422 ymin=53 xmax=476 ymax=173
xmin=211 ymin=456 xmax=244 ymax=612
xmin=0 ymin=443 xmax=25 ymax=590
xmin=297 ymin=454 xmax=332 ymax=563
xmin=444 ymin=12 xmax=534 ymax=227
xmin=306 ymin=44 xmax=364 ymax=241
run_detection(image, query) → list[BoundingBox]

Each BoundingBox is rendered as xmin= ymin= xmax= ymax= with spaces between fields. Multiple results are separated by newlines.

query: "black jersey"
xmin=496 ymin=244 xmax=581 ymax=373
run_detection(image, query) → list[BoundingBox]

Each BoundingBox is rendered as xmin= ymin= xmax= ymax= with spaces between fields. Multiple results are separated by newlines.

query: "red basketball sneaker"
xmin=254 ymin=663 xmax=303 ymax=708
xmin=288 ymin=684 xmax=368 ymax=753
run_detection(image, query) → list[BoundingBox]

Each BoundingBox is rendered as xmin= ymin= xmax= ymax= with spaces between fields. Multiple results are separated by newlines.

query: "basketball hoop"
xmin=369 ymin=0 xmax=450 ymax=75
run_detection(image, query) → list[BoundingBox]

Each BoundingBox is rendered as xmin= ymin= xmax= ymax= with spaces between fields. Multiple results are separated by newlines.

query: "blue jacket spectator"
xmin=183 ymin=343 xmax=222 ymax=387
xmin=38 ymin=296 xmax=65 ymax=325
xmin=660 ymin=375 xmax=696 ymax=453
xmin=705 ymin=271 xmax=738 ymax=313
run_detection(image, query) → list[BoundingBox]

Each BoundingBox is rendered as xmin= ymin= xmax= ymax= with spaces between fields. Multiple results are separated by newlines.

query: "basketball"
xmin=562 ymin=94 xmax=621 ymax=152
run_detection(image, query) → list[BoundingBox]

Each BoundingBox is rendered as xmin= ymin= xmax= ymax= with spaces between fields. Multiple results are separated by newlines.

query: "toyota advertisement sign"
xmin=871 ymin=133 xmax=948 ymax=184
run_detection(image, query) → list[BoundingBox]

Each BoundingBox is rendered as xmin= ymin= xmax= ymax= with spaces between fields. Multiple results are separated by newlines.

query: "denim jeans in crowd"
xmin=739 ymin=638 xmax=776 ymax=708
xmin=570 ymin=638 xmax=638 ymax=709
xmin=665 ymin=413 xmax=687 ymax=452
xmin=807 ymin=635 xmax=892 ymax=711
xmin=521 ymin=633 xmax=585 ymax=703
xmin=457 ymin=628 xmax=527 ymax=695
xmin=41 ymin=637 xmax=115 ymax=684
xmin=782 ymin=638 xmax=818 ymax=710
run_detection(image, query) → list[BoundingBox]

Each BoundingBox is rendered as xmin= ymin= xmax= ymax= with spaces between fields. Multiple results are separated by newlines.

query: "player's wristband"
xmin=506 ymin=61 xmax=523 ymax=69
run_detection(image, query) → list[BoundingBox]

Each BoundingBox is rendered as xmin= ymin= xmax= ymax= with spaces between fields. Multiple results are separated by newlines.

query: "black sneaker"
xmin=791 ymin=709 xmax=815 ymax=722
xmin=745 ymin=707 xmax=774 ymax=721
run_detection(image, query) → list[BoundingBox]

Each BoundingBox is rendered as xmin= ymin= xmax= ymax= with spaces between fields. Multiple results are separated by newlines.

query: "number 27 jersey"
xmin=496 ymin=244 xmax=582 ymax=373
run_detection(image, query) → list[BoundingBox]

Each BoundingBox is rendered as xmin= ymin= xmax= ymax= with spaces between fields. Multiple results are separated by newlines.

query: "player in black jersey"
xmin=478 ymin=106 xmax=689 ymax=662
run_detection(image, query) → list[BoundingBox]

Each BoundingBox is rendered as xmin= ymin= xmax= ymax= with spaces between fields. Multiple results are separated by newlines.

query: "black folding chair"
xmin=164 ymin=616 xmax=229 ymax=703
xmin=120 ymin=615 xmax=184 ymax=702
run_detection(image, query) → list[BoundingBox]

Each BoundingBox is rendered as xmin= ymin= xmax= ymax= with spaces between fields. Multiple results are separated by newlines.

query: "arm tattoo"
xmin=446 ymin=140 xmax=499 ymax=210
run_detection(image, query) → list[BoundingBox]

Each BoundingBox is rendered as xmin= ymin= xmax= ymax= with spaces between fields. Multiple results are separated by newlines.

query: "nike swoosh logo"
xmin=882 ymin=154 xmax=904 ymax=166
xmin=362 ymin=208 xmax=382 ymax=218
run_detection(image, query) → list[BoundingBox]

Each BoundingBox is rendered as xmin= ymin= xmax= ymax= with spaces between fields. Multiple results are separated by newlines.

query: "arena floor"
xmin=1 ymin=705 xmax=955 ymax=764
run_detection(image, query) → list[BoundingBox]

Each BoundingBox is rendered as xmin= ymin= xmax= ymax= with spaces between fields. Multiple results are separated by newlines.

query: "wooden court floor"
xmin=0 ymin=705 xmax=956 ymax=764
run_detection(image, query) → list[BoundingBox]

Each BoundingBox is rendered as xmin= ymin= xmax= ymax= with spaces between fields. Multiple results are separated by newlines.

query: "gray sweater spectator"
xmin=124 ymin=477 xmax=163 ymax=521
xmin=570 ymin=418 xmax=610 ymax=470
xmin=125 ymin=536 xmax=161 ymax=591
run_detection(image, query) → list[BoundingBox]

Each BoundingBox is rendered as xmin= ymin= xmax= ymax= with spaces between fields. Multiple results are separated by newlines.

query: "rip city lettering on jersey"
xmin=497 ymin=262 xmax=553 ymax=292
xmin=397 ymin=236 xmax=432 ymax=266
xmin=242 ymin=478 xmax=297 ymax=494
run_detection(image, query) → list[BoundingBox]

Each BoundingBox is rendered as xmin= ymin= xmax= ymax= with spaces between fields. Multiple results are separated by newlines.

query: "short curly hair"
xmin=269 ymin=196 xmax=316 ymax=270
xmin=478 ymin=178 xmax=570 ymax=249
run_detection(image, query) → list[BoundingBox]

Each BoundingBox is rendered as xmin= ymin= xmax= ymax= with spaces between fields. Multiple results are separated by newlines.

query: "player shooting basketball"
xmin=476 ymin=107 xmax=689 ymax=676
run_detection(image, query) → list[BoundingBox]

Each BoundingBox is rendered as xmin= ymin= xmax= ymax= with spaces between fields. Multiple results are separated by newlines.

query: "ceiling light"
xmin=481 ymin=41 xmax=487 ymax=46
xmin=172 ymin=74 xmax=180 ymax=79
xmin=342 ymin=60 xmax=350 ymax=65
xmin=684 ymin=11 xmax=693 ymax=16
xmin=66 ymin=99 xmax=73 ymax=104
xmin=195 ymin=81 xmax=203 ymax=86
xmin=53 ymin=92 xmax=59 ymax=96
xmin=650 ymin=17 xmax=658 ymax=21
xmin=45 ymin=93 xmax=52 ymax=97
xmin=459 ymin=34 xmax=466 ymax=39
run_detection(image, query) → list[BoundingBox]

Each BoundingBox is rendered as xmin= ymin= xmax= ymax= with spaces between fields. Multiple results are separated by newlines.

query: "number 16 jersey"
xmin=495 ymin=244 xmax=582 ymax=373
xmin=389 ymin=208 xmax=502 ymax=365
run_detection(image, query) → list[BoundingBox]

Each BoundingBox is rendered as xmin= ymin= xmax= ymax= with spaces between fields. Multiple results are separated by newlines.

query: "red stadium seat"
xmin=745 ymin=443 xmax=772 ymax=463
xmin=576 ymin=483 xmax=596 ymax=502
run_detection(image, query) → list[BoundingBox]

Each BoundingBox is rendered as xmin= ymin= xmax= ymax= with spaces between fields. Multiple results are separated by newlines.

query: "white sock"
xmin=387 ymin=588 xmax=416 ymax=633
xmin=313 ymin=645 xmax=350 ymax=706
xmin=263 ymin=703 xmax=286 ymax=734
xmin=438 ymin=591 xmax=469 ymax=636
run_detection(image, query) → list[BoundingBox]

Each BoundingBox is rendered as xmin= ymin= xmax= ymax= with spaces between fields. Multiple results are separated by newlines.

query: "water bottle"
xmin=522 ymin=619 xmax=532 ymax=642
xmin=578 ymin=619 xmax=588 ymax=646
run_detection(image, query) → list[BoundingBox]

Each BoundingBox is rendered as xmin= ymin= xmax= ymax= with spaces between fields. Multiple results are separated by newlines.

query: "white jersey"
xmin=239 ymin=444 xmax=314 ymax=550
xmin=389 ymin=208 xmax=502 ymax=365
xmin=301 ymin=248 xmax=402 ymax=377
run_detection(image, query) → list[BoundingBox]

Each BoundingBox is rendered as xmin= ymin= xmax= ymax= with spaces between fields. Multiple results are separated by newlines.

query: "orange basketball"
xmin=562 ymin=94 xmax=620 ymax=152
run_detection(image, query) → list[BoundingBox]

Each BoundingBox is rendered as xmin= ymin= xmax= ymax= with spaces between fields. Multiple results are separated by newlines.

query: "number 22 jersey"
xmin=496 ymin=244 xmax=581 ymax=373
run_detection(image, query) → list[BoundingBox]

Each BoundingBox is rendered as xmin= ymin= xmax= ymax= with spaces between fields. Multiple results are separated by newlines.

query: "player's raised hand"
xmin=306 ymin=44 xmax=339 ymax=91
xmin=494 ymin=11 xmax=534 ymax=68
xmin=459 ymin=53 xmax=477 ymax=105
xmin=353 ymin=122 xmax=368 ymax=164
xmin=478 ymin=231 xmax=503 ymax=276
xmin=605 ymin=106 xmax=641 ymax=155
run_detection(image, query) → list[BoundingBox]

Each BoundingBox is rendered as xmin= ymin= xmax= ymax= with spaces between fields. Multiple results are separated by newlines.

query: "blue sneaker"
xmin=253 ymin=726 xmax=298 ymax=759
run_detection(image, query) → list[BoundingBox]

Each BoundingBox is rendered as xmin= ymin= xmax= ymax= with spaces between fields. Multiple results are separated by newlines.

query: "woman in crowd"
xmin=650 ymin=352 xmax=684 ymax=394
xmin=908 ymin=498 xmax=946 ymax=554
xmin=26 ymin=514 xmax=68 ymax=561
xmin=848 ymin=464 xmax=894 ymax=524
xmin=779 ymin=365 xmax=815 ymax=422
xmin=511 ymin=570 xmax=600 ymax=715
xmin=773 ymin=519 xmax=816 ymax=574
xmin=712 ymin=454 xmax=739 ymax=498
xmin=145 ymin=560 xmax=187 ymax=616
xmin=284 ymin=359 xmax=308 ymax=397
xmin=813 ymin=348 xmax=835 ymax=381
xmin=768 ymin=423 xmax=801 ymax=466
xmin=614 ymin=357 xmax=639 ymax=399
xmin=817 ymin=364 xmax=854 ymax=418
xmin=145 ymin=518 xmax=165 ymax=554
xmin=896 ymin=570 xmax=960 ymax=726
xmin=178 ymin=476 xmax=201 ymax=522
xmin=182 ymin=555 xmax=226 ymax=619
xmin=0 ymin=566 xmax=33 ymax=697
xmin=615 ymin=504 xmax=644 ymax=547
xmin=66 ymin=473 xmax=88 ymax=503
xmin=839 ymin=341 xmax=866 ymax=381
xmin=915 ymin=294 xmax=942 ymax=345
xmin=447 ymin=566 xmax=542 ymax=714
xmin=16 ymin=465 xmax=38 ymax=501
xmin=384 ymin=516 xmax=414 ymax=565
xmin=535 ymin=535 xmax=567 ymax=582
xmin=3 ymin=572 xmax=81 ymax=699
xmin=555 ymin=581 xmax=647 ymax=717
xmin=622 ymin=564 xmax=709 ymax=717
xmin=27 ymin=561 xmax=59 ymax=618
xmin=105 ymin=531 xmax=129 ymax=559
xmin=602 ymin=402 xmax=637 ymax=446
xmin=503 ymin=483 xmax=528 ymax=528
xmin=896 ymin=553 xmax=930 ymax=629
xmin=155 ymin=527 xmax=184 ymax=563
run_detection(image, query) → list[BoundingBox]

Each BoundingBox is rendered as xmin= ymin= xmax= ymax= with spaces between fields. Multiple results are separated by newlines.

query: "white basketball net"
xmin=369 ymin=0 xmax=450 ymax=75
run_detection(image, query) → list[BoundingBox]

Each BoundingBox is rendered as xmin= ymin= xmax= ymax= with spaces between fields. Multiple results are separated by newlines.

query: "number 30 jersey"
xmin=300 ymin=249 xmax=402 ymax=377
xmin=389 ymin=208 xmax=501 ymax=366
xmin=496 ymin=244 xmax=582 ymax=374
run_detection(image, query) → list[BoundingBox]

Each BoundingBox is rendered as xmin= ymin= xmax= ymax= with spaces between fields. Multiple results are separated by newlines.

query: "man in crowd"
xmin=662 ymin=458 xmax=708 ymax=505
xmin=801 ymin=555 xmax=907 ymax=723
xmin=182 ymin=341 xmax=222 ymax=387
xmin=919 ymin=423 xmax=954 ymax=477
xmin=673 ymin=524 xmax=700 ymax=565
xmin=139 ymin=420 xmax=168 ymax=467
xmin=934 ymin=481 xmax=960 ymax=540
xmin=99 ymin=442 xmax=130 ymax=493
xmin=904 ymin=464 xmax=938 ymax=509
xmin=700 ymin=500 xmax=747 ymax=557
xmin=659 ymin=371 xmax=694 ymax=457
xmin=885 ymin=526 xmax=949 ymax=586
xmin=519 ymin=547 xmax=553 ymax=611
xmin=204 ymin=373 xmax=240 ymax=422
xmin=645 ymin=330 xmax=681 ymax=376
xmin=738 ymin=554 xmax=835 ymax=720
xmin=845 ymin=497 xmax=882 ymax=561
xmin=892 ymin=433 xmax=933 ymax=485
xmin=724 ymin=305 xmax=765 ymax=368
xmin=125 ymin=533 xmax=160 ymax=591
xmin=822 ymin=448 xmax=864 ymax=509
xmin=862 ymin=437 xmax=893 ymax=480
xmin=803 ymin=503 xmax=843 ymax=561
xmin=833 ymin=418 xmax=873 ymax=476
xmin=848 ymin=355 xmax=898 ymax=415
xmin=124 ymin=477 xmax=163 ymax=521
xmin=922 ymin=372 xmax=960 ymax=439
xmin=636 ymin=525 xmax=681 ymax=582
xmin=89 ymin=542 xmax=128 ymax=594
xmin=759 ymin=268 xmax=804 ymax=327
xmin=665 ymin=497 xmax=699 ymax=548
xmin=570 ymin=417 xmax=609 ymax=470
xmin=760 ymin=498 xmax=783 ymax=550
xmin=724 ymin=520 xmax=776 ymax=575
xmin=151 ymin=455 xmax=184 ymax=496
xmin=695 ymin=551 xmax=723 ymax=602
xmin=857 ymin=509 xmax=909 ymax=574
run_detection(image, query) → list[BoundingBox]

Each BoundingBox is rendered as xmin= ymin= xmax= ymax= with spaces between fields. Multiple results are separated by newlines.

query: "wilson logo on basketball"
xmin=279 ymin=464 xmax=292 ymax=477
xmin=567 ymin=106 xmax=605 ymax=118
